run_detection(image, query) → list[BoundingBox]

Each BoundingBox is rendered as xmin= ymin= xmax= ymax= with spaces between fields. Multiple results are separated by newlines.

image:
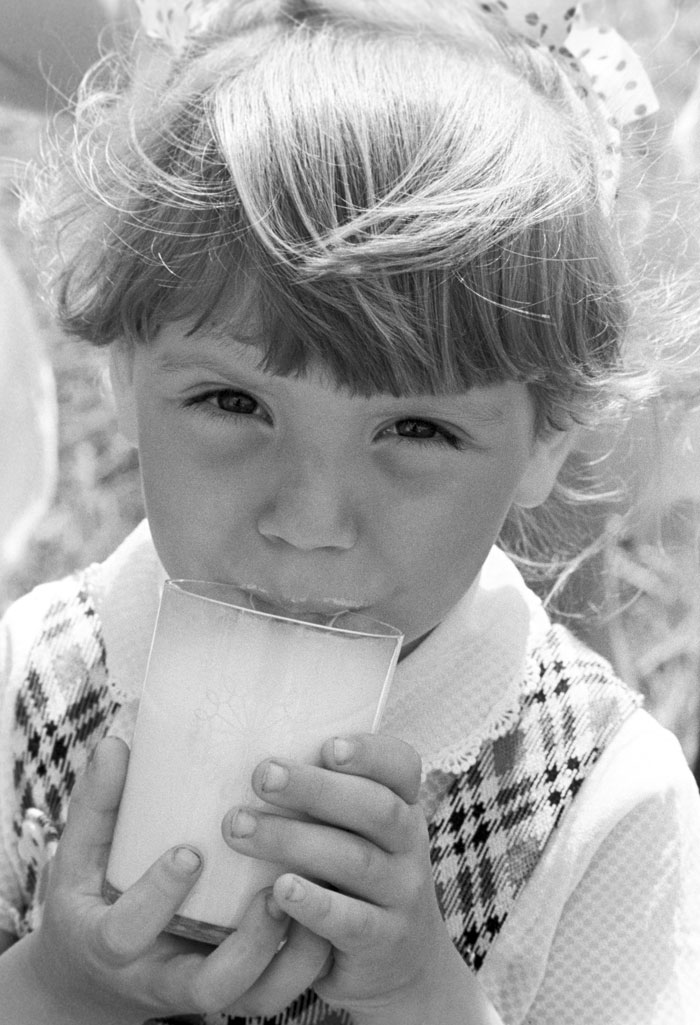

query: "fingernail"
xmin=262 ymin=761 xmax=289 ymax=793
xmin=316 ymin=949 xmax=334 ymax=981
xmin=265 ymin=892 xmax=288 ymax=922
xmin=229 ymin=809 xmax=257 ymax=838
xmin=333 ymin=737 xmax=355 ymax=765
xmin=281 ymin=875 xmax=306 ymax=902
xmin=172 ymin=846 xmax=202 ymax=874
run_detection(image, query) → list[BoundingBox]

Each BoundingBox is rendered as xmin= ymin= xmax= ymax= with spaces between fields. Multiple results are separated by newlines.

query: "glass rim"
xmin=165 ymin=579 xmax=404 ymax=640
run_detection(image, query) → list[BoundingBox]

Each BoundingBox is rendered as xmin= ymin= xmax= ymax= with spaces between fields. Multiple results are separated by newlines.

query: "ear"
xmin=514 ymin=425 xmax=579 ymax=509
xmin=108 ymin=342 xmax=138 ymax=447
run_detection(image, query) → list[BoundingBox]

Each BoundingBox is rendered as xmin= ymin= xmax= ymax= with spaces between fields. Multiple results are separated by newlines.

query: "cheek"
xmin=390 ymin=457 xmax=527 ymax=586
xmin=385 ymin=493 xmax=493 ymax=592
xmin=135 ymin=418 xmax=224 ymax=559
xmin=407 ymin=458 xmax=525 ymax=546
xmin=137 ymin=405 xmax=229 ymax=507
xmin=135 ymin=415 xmax=274 ymax=578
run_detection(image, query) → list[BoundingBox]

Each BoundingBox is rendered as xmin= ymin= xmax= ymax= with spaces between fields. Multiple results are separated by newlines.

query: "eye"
xmin=388 ymin=419 xmax=463 ymax=449
xmin=205 ymin=390 xmax=260 ymax=415
xmin=395 ymin=420 xmax=441 ymax=440
xmin=186 ymin=389 xmax=270 ymax=426
xmin=186 ymin=388 xmax=272 ymax=427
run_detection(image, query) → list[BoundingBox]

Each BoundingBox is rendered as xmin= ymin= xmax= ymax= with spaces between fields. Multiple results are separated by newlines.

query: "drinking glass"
xmin=104 ymin=580 xmax=403 ymax=943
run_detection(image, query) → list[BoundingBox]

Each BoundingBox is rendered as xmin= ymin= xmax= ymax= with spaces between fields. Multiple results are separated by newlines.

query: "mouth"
xmin=239 ymin=584 xmax=369 ymax=619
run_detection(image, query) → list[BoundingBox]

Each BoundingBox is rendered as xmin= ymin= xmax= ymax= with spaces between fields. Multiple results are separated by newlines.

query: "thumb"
xmin=54 ymin=736 xmax=129 ymax=893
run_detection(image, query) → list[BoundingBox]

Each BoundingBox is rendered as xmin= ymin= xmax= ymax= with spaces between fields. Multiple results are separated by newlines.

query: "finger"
xmin=53 ymin=737 xmax=129 ymax=892
xmin=161 ymin=888 xmax=290 ymax=1015
xmin=228 ymin=922 xmax=331 ymax=1018
xmin=320 ymin=734 xmax=423 ymax=805
xmin=224 ymin=808 xmax=404 ymax=905
xmin=249 ymin=759 xmax=421 ymax=853
xmin=273 ymin=874 xmax=383 ymax=954
xmin=96 ymin=845 xmax=203 ymax=964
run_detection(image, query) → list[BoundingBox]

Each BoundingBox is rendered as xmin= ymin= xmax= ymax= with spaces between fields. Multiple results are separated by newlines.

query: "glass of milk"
xmin=104 ymin=579 xmax=403 ymax=944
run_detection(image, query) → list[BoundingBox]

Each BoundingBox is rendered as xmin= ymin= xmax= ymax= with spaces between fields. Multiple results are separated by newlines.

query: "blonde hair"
xmin=24 ymin=0 xmax=699 ymax=603
xmin=26 ymin=0 xmax=644 ymax=437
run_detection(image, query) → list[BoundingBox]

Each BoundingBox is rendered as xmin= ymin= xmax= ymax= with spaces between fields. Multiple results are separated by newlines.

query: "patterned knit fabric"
xmin=8 ymin=573 xmax=639 ymax=1023
xmin=11 ymin=574 xmax=121 ymax=933
xmin=429 ymin=625 xmax=640 ymax=972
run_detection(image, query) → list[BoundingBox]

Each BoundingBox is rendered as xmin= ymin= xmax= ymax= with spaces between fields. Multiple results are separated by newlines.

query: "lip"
xmin=240 ymin=584 xmax=369 ymax=618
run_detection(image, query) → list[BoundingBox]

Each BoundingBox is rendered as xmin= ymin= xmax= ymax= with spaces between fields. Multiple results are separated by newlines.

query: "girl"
xmin=1 ymin=1 xmax=699 ymax=1022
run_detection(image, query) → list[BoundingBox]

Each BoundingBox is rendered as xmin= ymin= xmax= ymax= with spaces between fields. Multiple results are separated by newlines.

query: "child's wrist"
xmin=347 ymin=944 xmax=500 ymax=1025
xmin=18 ymin=931 xmax=140 ymax=1025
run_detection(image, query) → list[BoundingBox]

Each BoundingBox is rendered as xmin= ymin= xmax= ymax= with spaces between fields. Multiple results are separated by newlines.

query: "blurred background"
xmin=1 ymin=0 xmax=699 ymax=782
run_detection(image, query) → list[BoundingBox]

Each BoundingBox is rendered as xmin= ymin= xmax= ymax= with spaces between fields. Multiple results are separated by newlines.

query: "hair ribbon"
xmin=133 ymin=0 xmax=214 ymax=52
xmin=133 ymin=0 xmax=659 ymax=201
xmin=484 ymin=2 xmax=658 ymax=124
xmin=135 ymin=0 xmax=657 ymax=120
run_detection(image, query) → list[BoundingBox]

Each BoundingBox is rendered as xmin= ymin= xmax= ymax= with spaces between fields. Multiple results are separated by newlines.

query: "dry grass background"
xmin=1 ymin=0 xmax=699 ymax=771
xmin=0 ymin=114 xmax=144 ymax=602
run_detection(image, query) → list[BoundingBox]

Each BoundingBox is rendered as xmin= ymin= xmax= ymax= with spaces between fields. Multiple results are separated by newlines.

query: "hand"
xmin=24 ymin=737 xmax=305 ymax=1024
xmin=223 ymin=734 xmax=494 ymax=1024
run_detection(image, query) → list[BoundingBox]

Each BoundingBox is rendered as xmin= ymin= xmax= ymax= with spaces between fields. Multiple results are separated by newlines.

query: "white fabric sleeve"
xmin=524 ymin=784 xmax=700 ymax=1023
xmin=0 ymin=605 xmax=24 ymax=936
xmin=481 ymin=709 xmax=700 ymax=1024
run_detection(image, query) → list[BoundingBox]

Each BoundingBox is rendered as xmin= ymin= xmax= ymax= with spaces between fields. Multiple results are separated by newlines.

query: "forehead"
xmin=154 ymin=263 xmax=519 ymax=403
xmin=144 ymin=315 xmax=534 ymax=432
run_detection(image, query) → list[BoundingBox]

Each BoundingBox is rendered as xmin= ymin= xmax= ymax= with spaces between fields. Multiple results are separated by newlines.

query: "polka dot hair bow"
xmin=484 ymin=0 xmax=659 ymax=125
xmin=480 ymin=1 xmax=659 ymax=204
xmin=135 ymin=0 xmax=658 ymax=120
xmin=133 ymin=0 xmax=219 ymax=52
xmin=134 ymin=0 xmax=659 ymax=203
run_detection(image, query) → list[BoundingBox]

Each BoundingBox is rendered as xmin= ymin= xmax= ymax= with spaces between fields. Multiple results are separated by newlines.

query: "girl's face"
xmin=111 ymin=319 xmax=572 ymax=654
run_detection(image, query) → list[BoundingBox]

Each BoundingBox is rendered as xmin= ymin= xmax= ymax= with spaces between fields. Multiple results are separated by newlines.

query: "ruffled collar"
xmin=89 ymin=521 xmax=549 ymax=774
xmin=382 ymin=546 xmax=549 ymax=777
xmin=85 ymin=520 xmax=166 ymax=709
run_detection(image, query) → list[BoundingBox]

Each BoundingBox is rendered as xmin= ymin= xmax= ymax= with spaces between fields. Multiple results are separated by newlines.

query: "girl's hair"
xmin=22 ymin=0 xmax=699 ymax=598
xmin=27 ymin=0 xmax=650 ymax=427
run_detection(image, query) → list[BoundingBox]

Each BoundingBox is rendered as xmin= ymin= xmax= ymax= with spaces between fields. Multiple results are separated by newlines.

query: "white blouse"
xmin=1 ymin=521 xmax=699 ymax=1023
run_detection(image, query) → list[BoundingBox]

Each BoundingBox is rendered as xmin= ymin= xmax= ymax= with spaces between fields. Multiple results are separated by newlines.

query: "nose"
xmin=256 ymin=457 xmax=358 ymax=552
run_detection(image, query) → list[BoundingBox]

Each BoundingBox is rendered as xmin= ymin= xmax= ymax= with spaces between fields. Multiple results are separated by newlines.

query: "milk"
xmin=104 ymin=581 xmax=402 ymax=943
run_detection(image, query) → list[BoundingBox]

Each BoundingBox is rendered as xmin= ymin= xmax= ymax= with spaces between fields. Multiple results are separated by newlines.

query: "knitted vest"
xmin=10 ymin=570 xmax=640 ymax=1025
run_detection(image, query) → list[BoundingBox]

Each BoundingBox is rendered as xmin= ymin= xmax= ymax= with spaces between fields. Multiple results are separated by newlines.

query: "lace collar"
xmin=90 ymin=521 xmax=549 ymax=773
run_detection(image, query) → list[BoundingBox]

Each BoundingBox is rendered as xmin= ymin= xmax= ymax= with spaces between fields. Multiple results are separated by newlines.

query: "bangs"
xmin=41 ymin=6 xmax=627 ymax=424
xmin=203 ymin=229 xmax=606 ymax=409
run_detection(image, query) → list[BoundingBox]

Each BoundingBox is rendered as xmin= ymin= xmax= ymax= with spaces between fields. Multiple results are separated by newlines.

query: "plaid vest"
xmin=10 ymin=570 xmax=640 ymax=1024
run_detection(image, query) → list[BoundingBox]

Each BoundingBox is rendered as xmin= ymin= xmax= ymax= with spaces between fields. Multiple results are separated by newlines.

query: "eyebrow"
xmin=393 ymin=396 xmax=508 ymax=426
xmin=154 ymin=335 xmax=512 ymax=425
xmin=155 ymin=336 xmax=263 ymax=377
xmin=157 ymin=351 xmax=238 ymax=375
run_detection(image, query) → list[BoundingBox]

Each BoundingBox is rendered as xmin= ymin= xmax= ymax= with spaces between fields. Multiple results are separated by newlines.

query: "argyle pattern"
xmin=9 ymin=578 xmax=639 ymax=1023
xmin=11 ymin=572 xmax=121 ymax=930
xmin=429 ymin=624 xmax=641 ymax=971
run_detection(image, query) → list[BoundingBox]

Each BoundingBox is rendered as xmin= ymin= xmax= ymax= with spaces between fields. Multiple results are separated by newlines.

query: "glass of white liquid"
xmin=104 ymin=580 xmax=403 ymax=944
